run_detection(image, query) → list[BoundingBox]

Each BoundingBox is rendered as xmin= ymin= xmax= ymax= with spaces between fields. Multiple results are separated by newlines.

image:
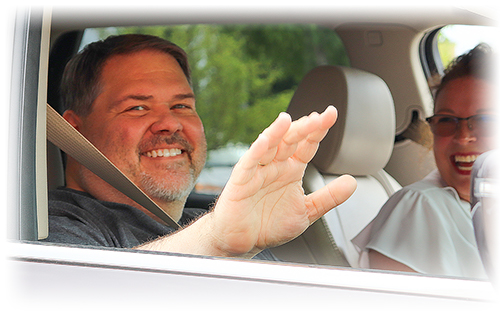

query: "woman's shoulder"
xmin=383 ymin=170 xmax=468 ymax=219
xmin=396 ymin=170 xmax=457 ymax=201
xmin=404 ymin=170 xmax=443 ymax=190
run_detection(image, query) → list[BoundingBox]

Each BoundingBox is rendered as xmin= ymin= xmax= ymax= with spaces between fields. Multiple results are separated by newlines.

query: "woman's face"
xmin=433 ymin=76 xmax=495 ymax=201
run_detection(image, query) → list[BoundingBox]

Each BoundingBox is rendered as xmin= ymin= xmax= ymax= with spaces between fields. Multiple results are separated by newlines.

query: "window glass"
xmin=80 ymin=25 xmax=349 ymax=195
xmin=437 ymin=25 xmax=498 ymax=68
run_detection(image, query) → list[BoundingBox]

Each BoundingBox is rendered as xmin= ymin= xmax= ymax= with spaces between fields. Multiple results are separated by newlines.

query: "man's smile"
xmin=138 ymin=133 xmax=194 ymax=161
xmin=143 ymin=148 xmax=183 ymax=158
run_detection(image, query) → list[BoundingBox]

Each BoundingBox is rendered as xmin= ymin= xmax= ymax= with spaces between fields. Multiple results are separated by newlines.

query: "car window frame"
xmin=8 ymin=8 xmax=50 ymax=241
xmin=6 ymin=8 xmax=498 ymax=308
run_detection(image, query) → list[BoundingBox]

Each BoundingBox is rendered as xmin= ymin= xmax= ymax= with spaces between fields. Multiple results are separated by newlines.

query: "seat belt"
xmin=46 ymin=103 xmax=181 ymax=229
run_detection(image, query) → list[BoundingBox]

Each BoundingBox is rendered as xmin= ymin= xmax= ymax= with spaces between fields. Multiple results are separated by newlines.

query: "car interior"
xmin=10 ymin=6 xmax=497 ymax=277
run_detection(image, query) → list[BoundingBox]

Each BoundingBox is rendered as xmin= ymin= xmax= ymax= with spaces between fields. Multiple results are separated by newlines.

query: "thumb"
xmin=305 ymin=174 xmax=357 ymax=223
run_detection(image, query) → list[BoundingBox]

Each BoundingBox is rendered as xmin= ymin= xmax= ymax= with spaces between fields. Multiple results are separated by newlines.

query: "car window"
xmin=437 ymin=24 xmax=497 ymax=69
xmin=79 ymin=25 xmax=349 ymax=195
xmin=43 ymin=13 xmax=494 ymax=272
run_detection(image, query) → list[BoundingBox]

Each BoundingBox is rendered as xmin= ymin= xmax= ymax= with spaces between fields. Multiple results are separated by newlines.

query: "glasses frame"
xmin=425 ymin=114 xmax=495 ymax=137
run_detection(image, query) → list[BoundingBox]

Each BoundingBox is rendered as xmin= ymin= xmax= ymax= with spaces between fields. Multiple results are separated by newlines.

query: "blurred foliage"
xmin=99 ymin=24 xmax=349 ymax=151
xmin=437 ymin=30 xmax=456 ymax=69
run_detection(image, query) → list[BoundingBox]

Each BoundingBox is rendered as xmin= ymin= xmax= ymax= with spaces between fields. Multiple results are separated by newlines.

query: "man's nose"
xmin=454 ymin=120 xmax=476 ymax=144
xmin=150 ymin=110 xmax=183 ymax=134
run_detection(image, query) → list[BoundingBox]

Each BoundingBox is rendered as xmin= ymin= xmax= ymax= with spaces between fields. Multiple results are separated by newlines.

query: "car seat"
xmin=271 ymin=65 xmax=401 ymax=268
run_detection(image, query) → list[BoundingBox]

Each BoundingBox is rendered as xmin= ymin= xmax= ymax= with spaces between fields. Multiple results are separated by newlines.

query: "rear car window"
xmin=437 ymin=24 xmax=498 ymax=68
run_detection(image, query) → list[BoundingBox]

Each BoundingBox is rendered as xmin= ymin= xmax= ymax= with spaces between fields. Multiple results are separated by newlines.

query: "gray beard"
xmin=139 ymin=169 xmax=197 ymax=203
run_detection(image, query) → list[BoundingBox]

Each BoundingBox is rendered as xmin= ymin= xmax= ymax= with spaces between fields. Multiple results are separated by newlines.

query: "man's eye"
xmin=128 ymin=105 xmax=146 ymax=111
xmin=172 ymin=104 xmax=192 ymax=110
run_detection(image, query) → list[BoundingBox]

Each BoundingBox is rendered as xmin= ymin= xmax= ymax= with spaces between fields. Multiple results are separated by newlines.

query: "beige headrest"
xmin=287 ymin=66 xmax=395 ymax=176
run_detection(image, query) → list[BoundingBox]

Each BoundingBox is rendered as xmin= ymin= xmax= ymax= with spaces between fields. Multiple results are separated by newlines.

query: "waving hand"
xmin=209 ymin=106 xmax=357 ymax=257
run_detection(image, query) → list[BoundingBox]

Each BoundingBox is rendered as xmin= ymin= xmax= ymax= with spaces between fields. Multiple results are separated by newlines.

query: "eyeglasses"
xmin=425 ymin=114 xmax=496 ymax=137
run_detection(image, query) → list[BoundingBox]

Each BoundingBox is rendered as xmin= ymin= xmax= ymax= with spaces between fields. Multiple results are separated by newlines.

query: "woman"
xmin=353 ymin=44 xmax=496 ymax=278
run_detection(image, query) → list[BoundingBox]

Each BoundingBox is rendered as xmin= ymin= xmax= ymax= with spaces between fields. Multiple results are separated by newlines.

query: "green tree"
xmin=437 ymin=28 xmax=456 ymax=69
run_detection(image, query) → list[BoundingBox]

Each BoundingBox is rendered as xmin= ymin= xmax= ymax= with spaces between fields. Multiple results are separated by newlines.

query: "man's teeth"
xmin=145 ymin=148 xmax=182 ymax=158
xmin=454 ymin=155 xmax=478 ymax=163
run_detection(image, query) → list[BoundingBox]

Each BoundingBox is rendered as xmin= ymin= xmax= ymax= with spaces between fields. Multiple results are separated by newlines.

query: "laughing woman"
xmin=353 ymin=44 xmax=496 ymax=278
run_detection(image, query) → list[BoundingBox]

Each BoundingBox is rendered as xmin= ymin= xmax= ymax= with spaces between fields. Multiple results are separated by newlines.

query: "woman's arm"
xmin=369 ymin=249 xmax=418 ymax=273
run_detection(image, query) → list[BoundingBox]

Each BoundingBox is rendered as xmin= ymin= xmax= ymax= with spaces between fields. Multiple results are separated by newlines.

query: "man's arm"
xmin=137 ymin=106 xmax=357 ymax=258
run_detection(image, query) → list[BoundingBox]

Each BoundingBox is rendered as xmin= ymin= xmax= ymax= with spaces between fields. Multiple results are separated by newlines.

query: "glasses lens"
xmin=470 ymin=115 xmax=495 ymax=136
xmin=431 ymin=116 xmax=457 ymax=136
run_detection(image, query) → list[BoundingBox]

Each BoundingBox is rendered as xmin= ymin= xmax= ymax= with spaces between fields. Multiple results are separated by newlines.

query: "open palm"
xmin=211 ymin=106 xmax=357 ymax=257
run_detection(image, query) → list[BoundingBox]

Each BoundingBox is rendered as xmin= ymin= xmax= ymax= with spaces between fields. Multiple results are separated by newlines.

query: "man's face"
xmin=433 ymin=76 xmax=495 ymax=201
xmin=73 ymin=49 xmax=207 ymax=203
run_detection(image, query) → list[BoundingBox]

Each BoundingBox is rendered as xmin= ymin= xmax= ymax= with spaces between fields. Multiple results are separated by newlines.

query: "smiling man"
xmin=62 ymin=48 xmax=206 ymax=222
xmin=46 ymin=34 xmax=357 ymax=259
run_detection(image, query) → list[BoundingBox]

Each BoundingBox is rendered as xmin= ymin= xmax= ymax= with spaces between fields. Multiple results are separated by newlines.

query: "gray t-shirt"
xmin=46 ymin=188 xmax=277 ymax=261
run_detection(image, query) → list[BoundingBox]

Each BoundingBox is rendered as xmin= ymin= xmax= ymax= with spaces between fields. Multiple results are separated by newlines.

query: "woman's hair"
xmin=433 ymin=43 xmax=493 ymax=102
xmin=60 ymin=34 xmax=191 ymax=117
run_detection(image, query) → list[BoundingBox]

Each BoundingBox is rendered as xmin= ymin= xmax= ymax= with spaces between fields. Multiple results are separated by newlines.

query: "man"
xmin=46 ymin=34 xmax=357 ymax=260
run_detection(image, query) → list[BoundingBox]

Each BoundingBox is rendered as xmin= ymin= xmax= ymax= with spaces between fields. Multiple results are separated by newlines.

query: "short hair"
xmin=433 ymin=43 xmax=493 ymax=101
xmin=60 ymin=34 xmax=191 ymax=117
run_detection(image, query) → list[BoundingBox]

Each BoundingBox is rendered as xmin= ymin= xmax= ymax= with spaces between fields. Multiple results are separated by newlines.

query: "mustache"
xmin=139 ymin=133 xmax=194 ymax=155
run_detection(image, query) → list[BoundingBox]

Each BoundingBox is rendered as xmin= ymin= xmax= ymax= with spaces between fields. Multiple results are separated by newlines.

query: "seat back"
xmin=272 ymin=66 xmax=401 ymax=267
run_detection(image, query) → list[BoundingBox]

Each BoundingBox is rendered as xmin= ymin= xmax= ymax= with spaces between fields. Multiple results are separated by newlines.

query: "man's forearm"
xmin=135 ymin=212 xmax=258 ymax=259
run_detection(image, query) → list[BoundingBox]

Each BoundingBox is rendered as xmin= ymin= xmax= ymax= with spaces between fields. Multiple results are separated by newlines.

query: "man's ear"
xmin=62 ymin=110 xmax=83 ymax=131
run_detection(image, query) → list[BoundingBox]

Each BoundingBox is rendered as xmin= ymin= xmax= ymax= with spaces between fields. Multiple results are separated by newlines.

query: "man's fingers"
xmin=231 ymin=106 xmax=337 ymax=183
xmin=280 ymin=112 xmax=320 ymax=145
xmin=257 ymin=112 xmax=292 ymax=165
xmin=299 ymin=105 xmax=337 ymax=144
xmin=235 ymin=112 xmax=290 ymax=171
xmin=261 ymin=112 xmax=292 ymax=147
xmin=305 ymin=174 xmax=357 ymax=223
xmin=277 ymin=105 xmax=338 ymax=163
